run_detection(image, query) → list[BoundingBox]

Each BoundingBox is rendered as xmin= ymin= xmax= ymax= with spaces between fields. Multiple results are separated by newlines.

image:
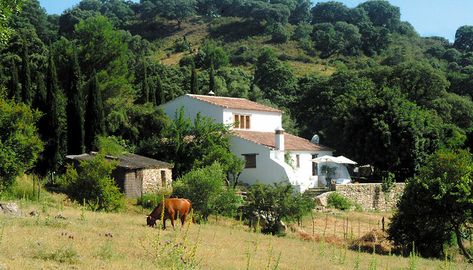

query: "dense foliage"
xmin=389 ymin=149 xmax=473 ymax=260
xmin=243 ymin=183 xmax=314 ymax=234
xmin=173 ymin=162 xmax=242 ymax=220
xmin=0 ymin=98 xmax=43 ymax=190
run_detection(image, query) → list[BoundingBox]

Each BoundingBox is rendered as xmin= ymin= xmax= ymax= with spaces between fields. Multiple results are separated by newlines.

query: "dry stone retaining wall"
xmin=335 ymin=183 xmax=405 ymax=211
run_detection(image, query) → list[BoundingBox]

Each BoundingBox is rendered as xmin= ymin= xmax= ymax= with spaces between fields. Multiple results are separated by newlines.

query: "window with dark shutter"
xmin=243 ymin=154 xmax=257 ymax=168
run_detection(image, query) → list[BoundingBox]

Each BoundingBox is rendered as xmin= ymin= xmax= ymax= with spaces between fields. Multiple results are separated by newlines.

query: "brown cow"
xmin=146 ymin=198 xmax=192 ymax=229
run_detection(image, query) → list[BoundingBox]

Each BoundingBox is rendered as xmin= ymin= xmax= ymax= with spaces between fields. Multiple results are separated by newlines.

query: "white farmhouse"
xmin=161 ymin=94 xmax=333 ymax=192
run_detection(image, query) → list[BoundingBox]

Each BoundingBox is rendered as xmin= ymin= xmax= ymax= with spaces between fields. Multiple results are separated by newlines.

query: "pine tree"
xmin=190 ymin=62 xmax=198 ymax=94
xmin=44 ymin=54 xmax=63 ymax=172
xmin=21 ymin=44 xmax=32 ymax=105
xmin=66 ymin=50 xmax=85 ymax=154
xmin=209 ymin=62 xmax=216 ymax=94
xmin=156 ymin=75 xmax=165 ymax=105
xmin=84 ymin=70 xmax=105 ymax=151
xmin=9 ymin=59 xmax=21 ymax=102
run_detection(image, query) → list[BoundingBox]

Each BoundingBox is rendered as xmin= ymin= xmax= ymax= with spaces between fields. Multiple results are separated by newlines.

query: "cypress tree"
xmin=209 ymin=62 xmax=215 ymax=94
xmin=141 ymin=61 xmax=149 ymax=103
xmin=84 ymin=70 xmax=105 ymax=151
xmin=190 ymin=62 xmax=198 ymax=94
xmin=21 ymin=43 xmax=32 ymax=105
xmin=9 ymin=59 xmax=21 ymax=102
xmin=156 ymin=75 xmax=165 ymax=105
xmin=66 ymin=50 xmax=85 ymax=154
xmin=44 ymin=54 xmax=62 ymax=172
xmin=149 ymin=77 xmax=157 ymax=106
xmin=34 ymin=71 xmax=47 ymax=110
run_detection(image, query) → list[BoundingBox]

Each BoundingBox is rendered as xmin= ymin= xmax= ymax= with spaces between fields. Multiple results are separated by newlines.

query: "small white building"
xmin=161 ymin=94 xmax=333 ymax=193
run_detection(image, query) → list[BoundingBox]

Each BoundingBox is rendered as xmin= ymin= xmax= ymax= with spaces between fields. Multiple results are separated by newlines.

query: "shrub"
xmin=173 ymin=37 xmax=190 ymax=53
xmin=173 ymin=162 xmax=226 ymax=220
xmin=270 ymin=23 xmax=290 ymax=43
xmin=210 ymin=188 xmax=244 ymax=218
xmin=293 ymin=23 xmax=312 ymax=41
xmin=243 ymin=183 xmax=314 ymax=234
xmin=137 ymin=191 xmax=171 ymax=210
xmin=64 ymin=154 xmax=125 ymax=212
xmin=327 ymin=192 xmax=352 ymax=211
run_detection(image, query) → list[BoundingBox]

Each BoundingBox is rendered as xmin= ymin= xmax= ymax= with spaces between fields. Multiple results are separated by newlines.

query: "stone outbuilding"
xmin=66 ymin=152 xmax=173 ymax=198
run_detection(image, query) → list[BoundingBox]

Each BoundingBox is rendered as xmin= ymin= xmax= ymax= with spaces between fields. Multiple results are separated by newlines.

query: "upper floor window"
xmin=234 ymin=114 xmax=251 ymax=129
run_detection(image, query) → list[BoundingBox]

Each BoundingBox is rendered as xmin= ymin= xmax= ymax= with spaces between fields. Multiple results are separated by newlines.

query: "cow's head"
xmin=146 ymin=215 xmax=157 ymax=227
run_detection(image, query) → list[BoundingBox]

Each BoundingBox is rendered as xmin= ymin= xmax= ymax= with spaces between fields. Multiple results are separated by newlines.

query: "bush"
xmin=243 ymin=183 xmax=314 ymax=234
xmin=270 ymin=23 xmax=290 ymax=44
xmin=327 ymin=192 xmax=352 ymax=211
xmin=293 ymin=23 xmax=312 ymax=41
xmin=137 ymin=191 xmax=171 ymax=210
xmin=64 ymin=154 xmax=125 ymax=212
xmin=210 ymin=188 xmax=244 ymax=218
xmin=173 ymin=37 xmax=190 ymax=53
xmin=173 ymin=162 xmax=226 ymax=220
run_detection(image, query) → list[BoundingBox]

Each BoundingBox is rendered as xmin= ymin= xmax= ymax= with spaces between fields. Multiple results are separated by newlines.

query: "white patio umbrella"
xmin=312 ymin=155 xmax=339 ymax=163
xmin=335 ymin=156 xmax=357 ymax=165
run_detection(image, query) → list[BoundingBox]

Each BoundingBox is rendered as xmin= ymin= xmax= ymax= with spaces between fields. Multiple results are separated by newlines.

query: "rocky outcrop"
xmin=0 ymin=202 xmax=21 ymax=217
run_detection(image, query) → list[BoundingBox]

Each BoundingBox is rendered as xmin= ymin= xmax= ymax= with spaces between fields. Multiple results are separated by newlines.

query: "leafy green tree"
xmin=66 ymin=50 xmax=85 ymax=155
xmin=84 ymin=70 xmax=104 ymax=151
xmin=195 ymin=40 xmax=229 ymax=69
xmin=64 ymin=145 xmax=125 ymax=212
xmin=311 ymin=1 xmax=350 ymax=24
xmin=454 ymin=25 xmax=473 ymax=52
xmin=254 ymin=48 xmax=297 ymax=108
xmin=154 ymin=0 xmax=196 ymax=29
xmin=250 ymin=2 xmax=290 ymax=25
xmin=289 ymin=0 xmax=311 ymax=24
xmin=389 ymin=149 xmax=473 ymax=260
xmin=243 ymin=183 xmax=314 ymax=234
xmin=389 ymin=62 xmax=449 ymax=107
xmin=270 ymin=23 xmax=290 ymax=43
xmin=0 ymin=0 xmax=23 ymax=45
xmin=0 ymin=98 xmax=43 ymax=190
xmin=292 ymin=22 xmax=312 ymax=41
xmin=141 ymin=61 xmax=150 ymax=103
xmin=357 ymin=0 xmax=401 ymax=31
xmin=13 ymin=0 xmax=56 ymax=42
xmin=173 ymin=162 xmax=227 ymax=220
xmin=311 ymin=22 xmax=361 ymax=57
xmin=138 ymin=109 xmax=231 ymax=178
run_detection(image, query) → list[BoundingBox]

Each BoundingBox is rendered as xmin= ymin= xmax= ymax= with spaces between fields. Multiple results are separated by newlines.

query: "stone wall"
xmin=335 ymin=183 xmax=405 ymax=211
xmin=140 ymin=168 xmax=173 ymax=194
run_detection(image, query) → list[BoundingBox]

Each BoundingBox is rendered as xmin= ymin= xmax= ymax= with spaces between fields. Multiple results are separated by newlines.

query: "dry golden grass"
xmin=0 ymin=197 xmax=470 ymax=270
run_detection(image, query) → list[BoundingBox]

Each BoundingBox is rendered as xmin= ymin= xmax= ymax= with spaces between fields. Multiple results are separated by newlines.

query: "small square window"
xmin=243 ymin=154 xmax=257 ymax=168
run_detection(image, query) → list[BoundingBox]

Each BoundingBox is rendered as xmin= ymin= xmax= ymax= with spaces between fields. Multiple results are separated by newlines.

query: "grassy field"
xmin=0 ymin=192 xmax=471 ymax=270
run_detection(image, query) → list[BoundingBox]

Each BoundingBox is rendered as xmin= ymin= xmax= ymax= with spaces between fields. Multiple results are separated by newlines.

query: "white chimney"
xmin=275 ymin=126 xmax=285 ymax=151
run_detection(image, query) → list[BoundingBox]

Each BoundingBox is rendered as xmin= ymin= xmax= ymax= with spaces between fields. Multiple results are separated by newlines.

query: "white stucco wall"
xmin=288 ymin=150 xmax=333 ymax=192
xmin=160 ymin=95 xmax=224 ymax=123
xmin=230 ymin=136 xmax=292 ymax=186
xmin=223 ymin=109 xmax=282 ymax=132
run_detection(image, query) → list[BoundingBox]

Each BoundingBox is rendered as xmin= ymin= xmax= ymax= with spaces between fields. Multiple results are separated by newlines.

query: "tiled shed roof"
xmin=66 ymin=153 xmax=173 ymax=170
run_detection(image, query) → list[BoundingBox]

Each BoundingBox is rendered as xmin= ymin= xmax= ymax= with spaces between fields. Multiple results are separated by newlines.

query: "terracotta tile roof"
xmin=232 ymin=130 xmax=332 ymax=152
xmin=188 ymin=94 xmax=282 ymax=113
xmin=66 ymin=153 xmax=173 ymax=169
